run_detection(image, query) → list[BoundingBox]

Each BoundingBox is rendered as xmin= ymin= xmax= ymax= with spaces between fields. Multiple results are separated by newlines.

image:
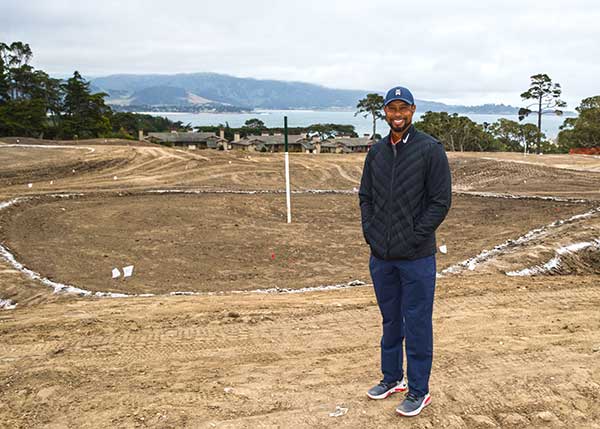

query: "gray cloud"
xmin=1 ymin=0 xmax=599 ymax=107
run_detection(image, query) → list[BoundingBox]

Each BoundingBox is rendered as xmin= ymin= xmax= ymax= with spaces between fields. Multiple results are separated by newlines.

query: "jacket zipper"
xmin=385 ymin=143 xmax=397 ymax=259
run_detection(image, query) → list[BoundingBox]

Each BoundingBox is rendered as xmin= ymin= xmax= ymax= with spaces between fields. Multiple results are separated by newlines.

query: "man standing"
xmin=359 ymin=86 xmax=452 ymax=417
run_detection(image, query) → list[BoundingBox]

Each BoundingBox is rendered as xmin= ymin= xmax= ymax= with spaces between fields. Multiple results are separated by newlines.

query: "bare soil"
xmin=0 ymin=193 xmax=593 ymax=295
xmin=0 ymin=138 xmax=599 ymax=428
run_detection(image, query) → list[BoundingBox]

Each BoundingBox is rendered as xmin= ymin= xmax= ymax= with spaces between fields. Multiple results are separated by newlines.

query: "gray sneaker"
xmin=396 ymin=391 xmax=431 ymax=416
xmin=366 ymin=379 xmax=407 ymax=400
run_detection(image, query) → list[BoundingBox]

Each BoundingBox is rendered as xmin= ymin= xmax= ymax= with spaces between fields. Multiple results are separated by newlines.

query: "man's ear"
xmin=411 ymin=105 xmax=416 ymax=113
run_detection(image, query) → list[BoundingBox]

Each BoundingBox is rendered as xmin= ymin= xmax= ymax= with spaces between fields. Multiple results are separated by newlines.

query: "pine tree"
xmin=355 ymin=93 xmax=385 ymax=138
xmin=61 ymin=71 xmax=111 ymax=138
xmin=518 ymin=74 xmax=566 ymax=153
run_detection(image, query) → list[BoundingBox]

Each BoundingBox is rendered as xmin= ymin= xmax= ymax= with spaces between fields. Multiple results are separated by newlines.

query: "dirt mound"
xmin=452 ymin=158 xmax=563 ymax=189
xmin=450 ymin=157 xmax=600 ymax=198
xmin=552 ymin=247 xmax=600 ymax=275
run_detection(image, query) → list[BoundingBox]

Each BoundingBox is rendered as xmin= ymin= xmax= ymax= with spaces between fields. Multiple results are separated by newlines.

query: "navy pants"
xmin=370 ymin=254 xmax=436 ymax=397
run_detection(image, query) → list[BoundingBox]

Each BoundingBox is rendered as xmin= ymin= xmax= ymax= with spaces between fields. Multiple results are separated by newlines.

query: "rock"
xmin=37 ymin=386 xmax=59 ymax=400
xmin=441 ymin=414 xmax=467 ymax=428
xmin=227 ymin=311 xmax=240 ymax=318
xmin=573 ymin=399 xmax=588 ymax=412
xmin=466 ymin=414 xmax=498 ymax=427
xmin=500 ymin=413 xmax=529 ymax=426
xmin=129 ymin=322 xmax=140 ymax=331
xmin=536 ymin=411 xmax=558 ymax=422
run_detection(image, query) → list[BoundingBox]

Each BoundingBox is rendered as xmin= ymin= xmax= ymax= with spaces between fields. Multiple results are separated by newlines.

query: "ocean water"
xmin=145 ymin=109 xmax=571 ymax=138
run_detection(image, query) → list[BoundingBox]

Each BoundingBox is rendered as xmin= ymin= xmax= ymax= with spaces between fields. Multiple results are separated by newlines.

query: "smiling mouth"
xmin=393 ymin=119 xmax=405 ymax=127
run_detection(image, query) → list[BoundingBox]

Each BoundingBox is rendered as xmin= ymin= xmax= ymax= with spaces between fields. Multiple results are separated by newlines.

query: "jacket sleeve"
xmin=358 ymin=151 xmax=374 ymax=237
xmin=413 ymin=143 xmax=452 ymax=244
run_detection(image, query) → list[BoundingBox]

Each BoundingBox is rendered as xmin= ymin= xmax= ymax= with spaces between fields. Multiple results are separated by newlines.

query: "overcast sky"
xmin=2 ymin=0 xmax=599 ymax=107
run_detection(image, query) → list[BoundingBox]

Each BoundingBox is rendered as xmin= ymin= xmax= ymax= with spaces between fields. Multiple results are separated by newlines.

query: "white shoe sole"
xmin=396 ymin=393 xmax=431 ymax=416
xmin=366 ymin=381 xmax=408 ymax=400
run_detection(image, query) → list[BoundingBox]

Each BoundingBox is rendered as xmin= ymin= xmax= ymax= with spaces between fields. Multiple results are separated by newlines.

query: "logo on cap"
xmin=395 ymin=89 xmax=402 ymax=96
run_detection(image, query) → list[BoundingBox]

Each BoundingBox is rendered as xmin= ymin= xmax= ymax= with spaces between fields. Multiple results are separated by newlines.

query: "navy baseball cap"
xmin=384 ymin=86 xmax=414 ymax=106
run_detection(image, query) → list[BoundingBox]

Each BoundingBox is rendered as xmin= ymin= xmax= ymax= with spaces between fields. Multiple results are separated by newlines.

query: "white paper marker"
xmin=439 ymin=244 xmax=448 ymax=254
xmin=27 ymin=183 xmax=32 ymax=188
xmin=122 ymin=265 xmax=134 ymax=278
xmin=112 ymin=268 xmax=121 ymax=278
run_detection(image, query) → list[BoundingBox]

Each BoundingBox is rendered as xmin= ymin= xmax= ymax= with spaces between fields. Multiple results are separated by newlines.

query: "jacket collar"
xmin=385 ymin=124 xmax=416 ymax=147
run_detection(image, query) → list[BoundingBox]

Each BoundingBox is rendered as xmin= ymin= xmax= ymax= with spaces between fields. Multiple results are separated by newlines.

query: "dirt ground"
xmin=0 ymin=138 xmax=599 ymax=428
xmin=0 ymin=193 xmax=593 ymax=296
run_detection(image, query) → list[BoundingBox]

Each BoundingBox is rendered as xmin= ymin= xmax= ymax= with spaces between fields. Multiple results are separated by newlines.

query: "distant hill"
xmin=90 ymin=72 xmax=519 ymax=114
xmin=131 ymin=86 xmax=189 ymax=105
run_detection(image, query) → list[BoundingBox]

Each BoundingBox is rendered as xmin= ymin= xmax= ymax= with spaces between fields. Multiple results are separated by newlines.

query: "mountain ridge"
xmin=90 ymin=72 xmax=520 ymax=114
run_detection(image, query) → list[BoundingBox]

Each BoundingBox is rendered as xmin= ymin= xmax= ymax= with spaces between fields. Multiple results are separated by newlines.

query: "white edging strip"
xmin=251 ymin=279 xmax=365 ymax=294
xmin=0 ymin=243 xmax=94 ymax=296
xmin=0 ymin=193 xmax=369 ymax=300
xmin=150 ymin=189 xmax=592 ymax=200
xmin=1 ymin=237 xmax=368 ymax=300
xmin=0 ymin=190 xmax=597 ymax=301
xmin=169 ymin=280 xmax=367 ymax=296
xmin=454 ymin=191 xmax=590 ymax=203
xmin=506 ymin=239 xmax=600 ymax=276
xmin=0 ymin=298 xmax=17 ymax=310
xmin=441 ymin=206 xmax=600 ymax=275
xmin=0 ymin=197 xmax=29 ymax=210
xmin=147 ymin=189 xmax=356 ymax=195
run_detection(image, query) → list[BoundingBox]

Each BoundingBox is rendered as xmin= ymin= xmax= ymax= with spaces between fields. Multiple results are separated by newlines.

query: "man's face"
xmin=384 ymin=100 xmax=416 ymax=133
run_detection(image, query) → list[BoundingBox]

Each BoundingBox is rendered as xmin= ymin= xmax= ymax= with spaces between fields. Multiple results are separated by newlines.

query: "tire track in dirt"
xmin=331 ymin=163 xmax=361 ymax=184
xmin=481 ymin=155 xmax=600 ymax=173
xmin=2 ymin=280 xmax=597 ymax=427
xmin=10 ymin=285 xmax=597 ymax=360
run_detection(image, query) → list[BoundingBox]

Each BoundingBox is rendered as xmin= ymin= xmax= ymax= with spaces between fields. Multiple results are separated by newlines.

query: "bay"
xmin=144 ymin=109 xmax=571 ymax=138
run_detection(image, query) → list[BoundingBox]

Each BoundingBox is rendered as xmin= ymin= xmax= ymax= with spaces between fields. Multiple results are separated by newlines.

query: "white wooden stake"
xmin=285 ymin=151 xmax=291 ymax=223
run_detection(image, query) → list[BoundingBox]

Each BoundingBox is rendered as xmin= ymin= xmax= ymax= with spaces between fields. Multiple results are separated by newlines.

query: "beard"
xmin=386 ymin=117 xmax=411 ymax=134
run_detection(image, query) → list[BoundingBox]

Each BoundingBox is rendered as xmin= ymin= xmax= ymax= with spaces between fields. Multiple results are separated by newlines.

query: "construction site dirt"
xmin=1 ymin=138 xmax=599 ymax=428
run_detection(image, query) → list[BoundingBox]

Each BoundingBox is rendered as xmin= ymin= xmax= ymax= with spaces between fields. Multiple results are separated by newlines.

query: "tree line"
xmin=0 ymin=41 xmax=189 ymax=139
xmin=2 ymin=41 xmax=598 ymax=153
xmin=356 ymin=74 xmax=600 ymax=154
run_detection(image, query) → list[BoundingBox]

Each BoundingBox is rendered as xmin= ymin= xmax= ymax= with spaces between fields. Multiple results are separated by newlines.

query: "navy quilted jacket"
xmin=358 ymin=125 xmax=452 ymax=260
